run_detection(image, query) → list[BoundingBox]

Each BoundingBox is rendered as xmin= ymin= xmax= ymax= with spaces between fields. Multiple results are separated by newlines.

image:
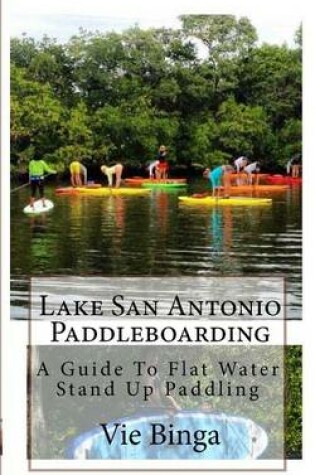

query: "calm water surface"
xmin=11 ymin=180 xmax=302 ymax=318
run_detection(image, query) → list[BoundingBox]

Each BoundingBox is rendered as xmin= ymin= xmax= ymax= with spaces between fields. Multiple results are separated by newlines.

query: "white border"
xmin=2 ymin=1 xmax=314 ymax=474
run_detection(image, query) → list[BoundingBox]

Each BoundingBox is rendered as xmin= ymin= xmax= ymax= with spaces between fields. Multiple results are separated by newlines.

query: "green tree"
xmin=11 ymin=35 xmax=37 ymax=68
xmin=68 ymin=30 xmax=127 ymax=108
xmin=10 ymin=20 xmax=302 ymax=174
xmin=11 ymin=65 xmax=65 ymax=170
xmin=294 ymin=24 xmax=302 ymax=50
xmin=55 ymin=102 xmax=94 ymax=166
xmin=179 ymin=15 xmax=258 ymax=106
xmin=277 ymin=119 xmax=302 ymax=164
xmin=236 ymin=45 xmax=301 ymax=129
xmin=216 ymin=98 xmax=271 ymax=159
xmin=91 ymin=97 xmax=179 ymax=164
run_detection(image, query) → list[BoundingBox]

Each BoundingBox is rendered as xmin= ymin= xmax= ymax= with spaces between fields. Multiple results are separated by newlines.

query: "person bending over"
xmin=100 ymin=163 xmax=124 ymax=188
xmin=69 ymin=160 xmax=87 ymax=187
xmin=203 ymin=165 xmax=234 ymax=198
xmin=234 ymin=156 xmax=248 ymax=173
xmin=148 ymin=160 xmax=160 ymax=179
xmin=244 ymin=161 xmax=261 ymax=185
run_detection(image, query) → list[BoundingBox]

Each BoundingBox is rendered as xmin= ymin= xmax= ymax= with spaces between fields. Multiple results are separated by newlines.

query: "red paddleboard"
xmin=266 ymin=175 xmax=302 ymax=185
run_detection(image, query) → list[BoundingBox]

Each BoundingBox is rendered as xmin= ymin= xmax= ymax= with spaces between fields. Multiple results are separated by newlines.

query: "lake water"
xmin=11 ymin=180 xmax=302 ymax=319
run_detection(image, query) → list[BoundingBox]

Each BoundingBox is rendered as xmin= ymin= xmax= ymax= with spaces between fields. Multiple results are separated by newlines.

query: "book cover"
xmin=2 ymin=1 xmax=310 ymax=474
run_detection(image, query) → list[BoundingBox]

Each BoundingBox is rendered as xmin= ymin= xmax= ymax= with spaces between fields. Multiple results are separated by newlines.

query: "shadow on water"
xmin=11 ymin=181 xmax=302 ymax=319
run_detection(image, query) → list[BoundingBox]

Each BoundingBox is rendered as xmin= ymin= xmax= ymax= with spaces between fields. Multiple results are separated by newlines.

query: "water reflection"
xmin=11 ymin=182 xmax=302 ymax=319
xmin=210 ymin=208 xmax=233 ymax=256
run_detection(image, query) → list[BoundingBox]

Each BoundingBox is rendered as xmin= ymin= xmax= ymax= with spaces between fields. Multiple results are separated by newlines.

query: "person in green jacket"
xmin=29 ymin=152 xmax=56 ymax=208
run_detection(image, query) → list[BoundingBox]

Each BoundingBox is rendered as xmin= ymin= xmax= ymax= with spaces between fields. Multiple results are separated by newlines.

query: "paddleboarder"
xmin=155 ymin=145 xmax=169 ymax=180
xmin=148 ymin=160 xmax=160 ymax=178
xmin=203 ymin=165 xmax=234 ymax=198
xmin=286 ymin=153 xmax=302 ymax=178
xmin=100 ymin=163 xmax=124 ymax=188
xmin=69 ymin=160 xmax=87 ymax=187
xmin=29 ymin=152 xmax=56 ymax=209
xmin=244 ymin=161 xmax=261 ymax=185
xmin=234 ymin=156 xmax=248 ymax=173
xmin=233 ymin=156 xmax=248 ymax=185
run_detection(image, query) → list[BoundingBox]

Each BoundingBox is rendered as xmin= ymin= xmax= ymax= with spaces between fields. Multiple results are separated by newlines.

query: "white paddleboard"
xmin=23 ymin=199 xmax=54 ymax=214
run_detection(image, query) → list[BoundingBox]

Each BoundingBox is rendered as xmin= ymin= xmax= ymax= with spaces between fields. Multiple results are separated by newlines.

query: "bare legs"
xmin=222 ymin=173 xmax=231 ymax=197
xmin=71 ymin=173 xmax=82 ymax=187
xmin=292 ymin=165 xmax=300 ymax=178
xmin=115 ymin=164 xmax=123 ymax=188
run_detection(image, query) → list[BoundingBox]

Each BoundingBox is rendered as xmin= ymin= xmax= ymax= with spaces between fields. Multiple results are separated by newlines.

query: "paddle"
xmin=11 ymin=172 xmax=57 ymax=193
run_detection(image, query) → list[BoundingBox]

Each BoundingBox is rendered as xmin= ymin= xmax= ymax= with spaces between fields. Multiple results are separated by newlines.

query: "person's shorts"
xmin=30 ymin=178 xmax=44 ymax=198
xmin=70 ymin=162 xmax=81 ymax=174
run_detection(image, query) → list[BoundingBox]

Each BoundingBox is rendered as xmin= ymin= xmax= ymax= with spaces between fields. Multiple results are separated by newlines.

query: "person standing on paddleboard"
xmin=155 ymin=145 xmax=169 ymax=180
xmin=100 ymin=163 xmax=124 ymax=187
xmin=29 ymin=152 xmax=56 ymax=209
xmin=203 ymin=165 xmax=233 ymax=198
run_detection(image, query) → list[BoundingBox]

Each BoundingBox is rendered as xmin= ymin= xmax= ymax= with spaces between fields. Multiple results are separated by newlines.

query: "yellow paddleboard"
xmin=75 ymin=187 xmax=150 ymax=196
xmin=179 ymin=196 xmax=272 ymax=206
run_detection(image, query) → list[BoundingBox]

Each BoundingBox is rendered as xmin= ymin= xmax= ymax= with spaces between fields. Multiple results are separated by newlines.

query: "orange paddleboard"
xmin=124 ymin=177 xmax=187 ymax=186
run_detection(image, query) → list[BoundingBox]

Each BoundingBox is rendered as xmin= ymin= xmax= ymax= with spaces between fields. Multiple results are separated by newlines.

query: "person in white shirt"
xmin=234 ymin=156 xmax=248 ymax=173
xmin=244 ymin=162 xmax=261 ymax=185
xmin=100 ymin=163 xmax=124 ymax=187
xmin=148 ymin=160 xmax=159 ymax=178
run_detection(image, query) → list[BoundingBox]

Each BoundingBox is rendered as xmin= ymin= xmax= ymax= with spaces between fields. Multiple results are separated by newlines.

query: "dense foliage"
xmin=11 ymin=16 xmax=302 ymax=173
